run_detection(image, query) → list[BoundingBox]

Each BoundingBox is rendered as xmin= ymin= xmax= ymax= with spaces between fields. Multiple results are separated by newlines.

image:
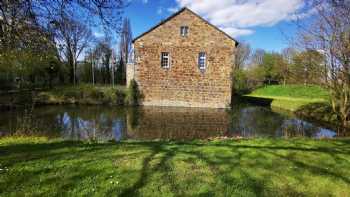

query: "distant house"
xmin=128 ymin=7 xmax=238 ymax=108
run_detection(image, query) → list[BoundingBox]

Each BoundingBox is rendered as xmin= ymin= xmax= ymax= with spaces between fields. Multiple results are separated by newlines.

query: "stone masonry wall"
xmin=126 ymin=63 xmax=134 ymax=87
xmin=133 ymin=9 xmax=237 ymax=108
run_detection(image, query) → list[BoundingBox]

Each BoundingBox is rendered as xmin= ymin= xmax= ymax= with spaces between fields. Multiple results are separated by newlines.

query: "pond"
xmin=0 ymin=101 xmax=338 ymax=141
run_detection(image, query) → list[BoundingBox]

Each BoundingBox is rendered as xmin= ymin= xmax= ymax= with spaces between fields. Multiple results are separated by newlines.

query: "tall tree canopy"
xmin=0 ymin=0 xmax=126 ymax=87
xmin=297 ymin=0 xmax=350 ymax=131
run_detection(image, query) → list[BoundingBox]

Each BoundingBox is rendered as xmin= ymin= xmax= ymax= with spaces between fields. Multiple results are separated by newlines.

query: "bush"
xmin=126 ymin=79 xmax=141 ymax=106
xmin=88 ymin=88 xmax=104 ymax=100
xmin=62 ymin=89 xmax=80 ymax=100
xmin=33 ymin=84 xmax=129 ymax=105
xmin=233 ymin=69 xmax=250 ymax=95
xmin=116 ymin=89 xmax=126 ymax=105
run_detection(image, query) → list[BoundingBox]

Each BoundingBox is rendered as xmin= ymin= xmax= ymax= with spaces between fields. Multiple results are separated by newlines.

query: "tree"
xmin=0 ymin=0 xmax=126 ymax=88
xmin=0 ymin=1 xmax=62 ymax=88
xmin=251 ymin=49 xmax=266 ymax=66
xmin=95 ymin=39 xmax=113 ymax=84
xmin=118 ymin=17 xmax=133 ymax=85
xmin=232 ymin=42 xmax=251 ymax=94
xmin=290 ymin=50 xmax=324 ymax=85
xmin=54 ymin=17 xmax=93 ymax=85
xmin=259 ymin=52 xmax=285 ymax=85
xmin=234 ymin=42 xmax=251 ymax=70
xmin=0 ymin=0 xmax=126 ymax=37
xmin=281 ymin=48 xmax=298 ymax=85
xmin=297 ymin=0 xmax=350 ymax=131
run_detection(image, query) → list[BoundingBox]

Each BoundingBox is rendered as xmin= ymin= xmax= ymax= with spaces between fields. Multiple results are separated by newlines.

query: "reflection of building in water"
xmin=126 ymin=107 xmax=231 ymax=140
xmin=1 ymin=105 xmax=337 ymax=141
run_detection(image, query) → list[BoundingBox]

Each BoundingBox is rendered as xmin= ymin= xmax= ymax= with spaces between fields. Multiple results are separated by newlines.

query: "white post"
xmin=91 ymin=51 xmax=95 ymax=86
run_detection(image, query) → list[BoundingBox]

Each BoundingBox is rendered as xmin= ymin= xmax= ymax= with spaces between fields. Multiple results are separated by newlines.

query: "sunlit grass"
xmin=245 ymin=85 xmax=330 ymax=111
xmin=1 ymin=137 xmax=350 ymax=196
xmin=248 ymin=85 xmax=329 ymax=100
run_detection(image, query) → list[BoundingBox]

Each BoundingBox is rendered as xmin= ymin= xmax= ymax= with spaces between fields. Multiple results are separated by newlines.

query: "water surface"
xmin=0 ymin=103 xmax=337 ymax=141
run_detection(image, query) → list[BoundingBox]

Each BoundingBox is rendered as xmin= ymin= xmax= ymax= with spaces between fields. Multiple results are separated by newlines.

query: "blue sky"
xmin=122 ymin=0 xmax=313 ymax=52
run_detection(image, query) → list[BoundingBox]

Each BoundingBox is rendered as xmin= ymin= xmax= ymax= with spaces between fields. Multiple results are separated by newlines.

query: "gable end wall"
xmin=132 ymin=9 xmax=236 ymax=108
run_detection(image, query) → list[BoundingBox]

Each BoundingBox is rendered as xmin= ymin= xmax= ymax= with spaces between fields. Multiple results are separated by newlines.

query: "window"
xmin=180 ymin=26 xmax=189 ymax=37
xmin=161 ymin=52 xmax=170 ymax=68
xmin=198 ymin=52 xmax=206 ymax=70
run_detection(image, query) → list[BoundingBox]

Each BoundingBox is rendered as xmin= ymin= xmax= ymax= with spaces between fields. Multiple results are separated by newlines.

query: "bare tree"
xmin=297 ymin=0 xmax=350 ymax=132
xmin=119 ymin=18 xmax=133 ymax=64
xmin=281 ymin=47 xmax=298 ymax=85
xmin=251 ymin=49 xmax=266 ymax=66
xmin=55 ymin=17 xmax=93 ymax=85
xmin=118 ymin=17 xmax=133 ymax=85
xmin=96 ymin=39 xmax=112 ymax=84
xmin=282 ymin=48 xmax=298 ymax=65
xmin=234 ymin=42 xmax=251 ymax=70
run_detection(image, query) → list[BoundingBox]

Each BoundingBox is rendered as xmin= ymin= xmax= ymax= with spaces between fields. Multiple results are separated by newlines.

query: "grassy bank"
xmin=1 ymin=137 xmax=350 ymax=196
xmin=245 ymin=85 xmax=330 ymax=112
xmin=244 ymin=85 xmax=339 ymax=128
xmin=1 ymin=82 xmax=142 ymax=107
xmin=34 ymin=84 xmax=127 ymax=105
xmin=0 ymin=84 xmax=128 ymax=107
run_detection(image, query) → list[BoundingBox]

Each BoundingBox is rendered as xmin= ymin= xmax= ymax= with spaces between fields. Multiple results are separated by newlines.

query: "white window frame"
xmin=161 ymin=52 xmax=170 ymax=68
xmin=198 ymin=52 xmax=206 ymax=70
xmin=180 ymin=26 xmax=189 ymax=37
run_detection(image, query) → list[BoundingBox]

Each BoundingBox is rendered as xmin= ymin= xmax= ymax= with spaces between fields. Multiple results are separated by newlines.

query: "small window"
xmin=198 ymin=52 xmax=206 ymax=70
xmin=180 ymin=26 xmax=189 ymax=37
xmin=161 ymin=52 xmax=170 ymax=68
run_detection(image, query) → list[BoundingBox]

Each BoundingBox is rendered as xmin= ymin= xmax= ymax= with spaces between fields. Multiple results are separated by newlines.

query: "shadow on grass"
xmin=119 ymin=140 xmax=350 ymax=195
xmin=1 ymin=140 xmax=350 ymax=196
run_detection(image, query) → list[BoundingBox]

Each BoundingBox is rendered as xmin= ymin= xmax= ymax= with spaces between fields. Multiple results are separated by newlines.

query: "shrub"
xmin=88 ymin=88 xmax=104 ymax=100
xmin=126 ymin=79 xmax=141 ymax=106
xmin=62 ymin=89 xmax=80 ymax=100
xmin=116 ymin=89 xmax=126 ymax=105
xmin=233 ymin=69 xmax=249 ymax=95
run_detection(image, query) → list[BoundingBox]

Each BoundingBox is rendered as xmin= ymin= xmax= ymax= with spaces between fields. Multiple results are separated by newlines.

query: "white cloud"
xmin=157 ymin=7 xmax=163 ymax=15
xmin=221 ymin=27 xmax=254 ymax=37
xmin=167 ymin=7 xmax=179 ymax=13
xmin=171 ymin=0 xmax=314 ymax=37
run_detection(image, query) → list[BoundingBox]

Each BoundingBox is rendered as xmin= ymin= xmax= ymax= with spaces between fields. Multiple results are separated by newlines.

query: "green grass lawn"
xmin=1 ymin=137 xmax=350 ymax=196
xmin=245 ymin=85 xmax=330 ymax=111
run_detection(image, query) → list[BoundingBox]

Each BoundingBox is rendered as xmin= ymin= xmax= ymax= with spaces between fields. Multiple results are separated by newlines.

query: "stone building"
xmin=128 ymin=7 xmax=238 ymax=108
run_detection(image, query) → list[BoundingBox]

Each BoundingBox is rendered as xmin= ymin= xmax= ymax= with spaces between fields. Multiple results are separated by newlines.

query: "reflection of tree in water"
xmin=278 ymin=119 xmax=336 ymax=138
xmin=127 ymin=107 xmax=143 ymax=130
xmin=32 ymin=106 xmax=127 ymax=141
xmin=1 ymin=105 xmax=337 ymax=140
xmin=230 ymin=106 xmax=285 ymax=137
